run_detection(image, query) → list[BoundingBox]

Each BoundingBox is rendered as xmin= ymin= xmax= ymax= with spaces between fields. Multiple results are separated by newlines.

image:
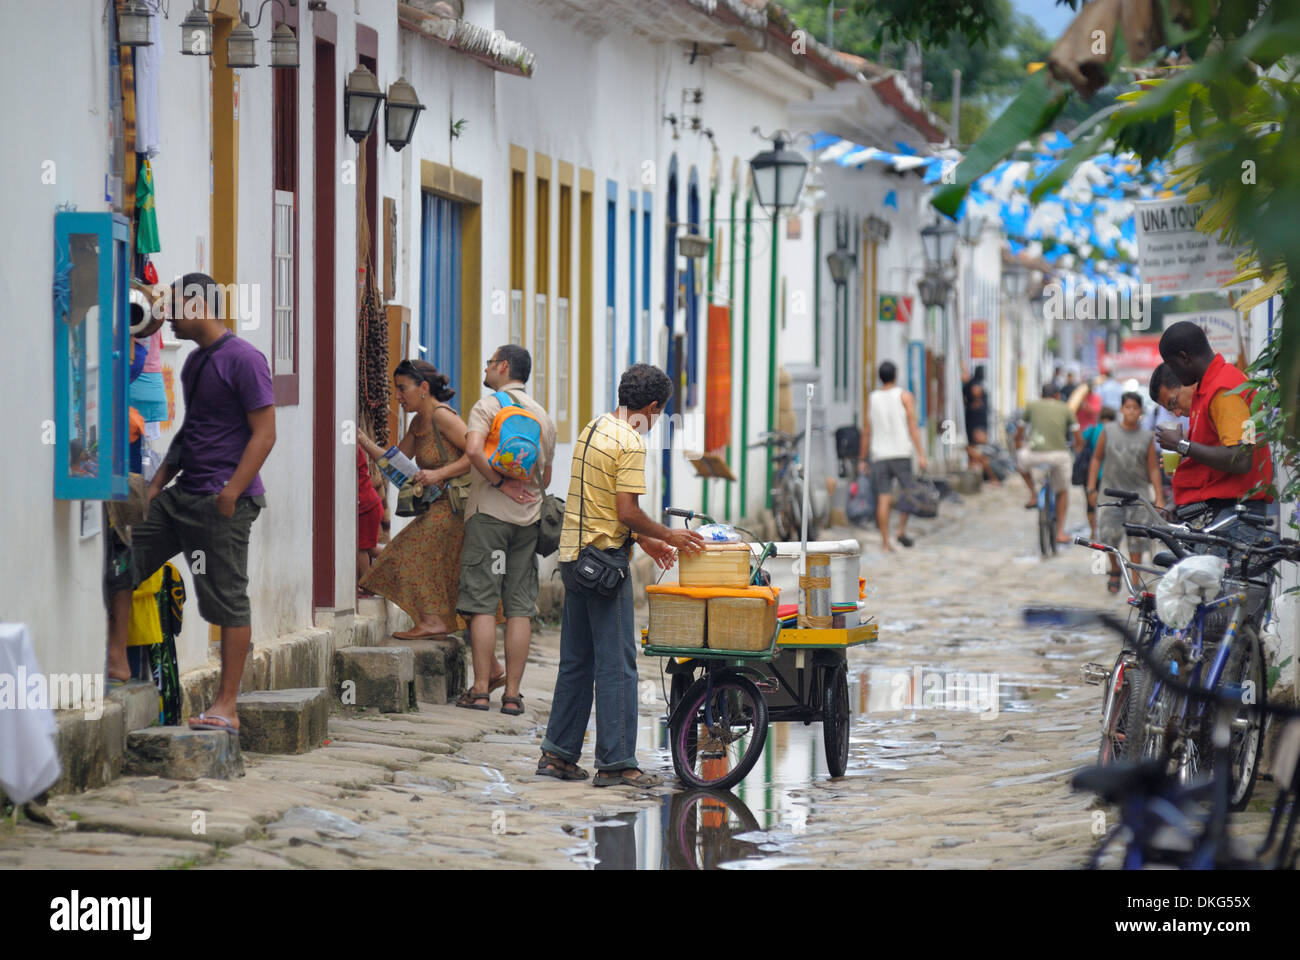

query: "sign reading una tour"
xmin=1135 ymin=198 xmax=1243 ymax=296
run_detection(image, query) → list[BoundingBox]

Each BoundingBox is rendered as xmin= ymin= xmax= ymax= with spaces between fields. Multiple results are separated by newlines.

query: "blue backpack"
xmin=484 ymin=390 xmax=543 ymax=480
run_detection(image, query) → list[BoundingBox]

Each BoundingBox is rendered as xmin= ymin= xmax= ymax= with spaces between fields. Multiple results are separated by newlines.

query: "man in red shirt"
xmin=1155 ymin=321 xmax=1273 ymax=543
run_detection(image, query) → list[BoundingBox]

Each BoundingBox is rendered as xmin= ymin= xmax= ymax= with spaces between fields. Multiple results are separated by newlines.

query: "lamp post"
xmin=749 ymin=129 xmax=810 ymax=514
xmin=1002 ymin=265 xmax=1030 ymax=411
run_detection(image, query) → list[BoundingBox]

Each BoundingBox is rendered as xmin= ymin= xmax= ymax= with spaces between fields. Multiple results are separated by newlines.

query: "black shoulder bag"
xmin=570 ymin=416 xmax=630 ymax=598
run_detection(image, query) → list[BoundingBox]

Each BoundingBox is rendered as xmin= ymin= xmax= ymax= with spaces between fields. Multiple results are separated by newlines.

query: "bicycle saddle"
xmin=1072 ymin=759 xmax=1171 ymax=803
xmin=1153 ymin=551 xmax=1179 ymax=569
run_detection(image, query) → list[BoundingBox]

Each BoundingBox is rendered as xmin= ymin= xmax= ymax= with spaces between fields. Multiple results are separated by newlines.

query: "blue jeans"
xmin=540 ymin=558 xmax=639 ymax=771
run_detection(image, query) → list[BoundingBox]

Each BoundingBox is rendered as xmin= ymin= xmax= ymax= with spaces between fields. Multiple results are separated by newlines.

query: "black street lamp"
xmin=918 ymin=270 xmax=951 ymax=309
xmin=921 ymin=217 xmax=958 ymax=271
xmin=748 ymin=136 xmax=809 ymax=218
xmin=384 ymin=76 xmax=425 ymax=151
xmin=118 ymin=0 xmax=153 ymax=46
xmin=826 ymin=247 xmax=855 ymax=286
xmin=345 ymin=64 xmax=385 ymax=143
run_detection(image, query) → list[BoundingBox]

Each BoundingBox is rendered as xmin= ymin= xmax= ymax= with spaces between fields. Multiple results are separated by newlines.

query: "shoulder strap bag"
xmin=428 ymin=404 xmax=472 ymax=517
xmin=570 ymin=415 xmax=630 ymax=598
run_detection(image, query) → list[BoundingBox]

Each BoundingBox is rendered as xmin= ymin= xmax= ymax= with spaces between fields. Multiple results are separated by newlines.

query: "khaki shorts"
xmin=1017 ymin=448 xmax=1072 ymax=494
xmin=129 ymin=486 xmax=265 ymax=627
xmin=457 ymin=512 xmax=540 ymax=620
xmin=1099 ymin=502 xmax=1150 ymax=554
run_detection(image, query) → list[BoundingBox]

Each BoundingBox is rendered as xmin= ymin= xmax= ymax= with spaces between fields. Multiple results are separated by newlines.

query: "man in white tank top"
xmin=857 ymin=360 xmax=928 ymax=552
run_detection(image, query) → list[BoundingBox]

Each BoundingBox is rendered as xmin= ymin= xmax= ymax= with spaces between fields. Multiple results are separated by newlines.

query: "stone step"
xmin=333 ymin=647 xmax=415 ymax=713
xmin=236 ymin=687 xmax=329 ymax=754
xmin=377 ymin=637 xmax=467 ymax=705
xmin=124 ymin=726 xmax=245 ymax=780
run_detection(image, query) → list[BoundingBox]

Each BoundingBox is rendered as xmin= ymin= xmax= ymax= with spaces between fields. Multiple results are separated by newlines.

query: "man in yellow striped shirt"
xmin=538 ymin=364 xmax=703 ymax=787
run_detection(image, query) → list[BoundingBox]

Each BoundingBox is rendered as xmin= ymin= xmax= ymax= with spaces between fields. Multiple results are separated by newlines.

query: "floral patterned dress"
xmin=360 ymin=409 xmax=466 ymax=631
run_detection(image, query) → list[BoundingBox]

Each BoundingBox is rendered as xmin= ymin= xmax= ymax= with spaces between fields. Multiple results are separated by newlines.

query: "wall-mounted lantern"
xmin=345 ymin=64 xmax=384 ymax=142
xmin=384 ymin=76 xmax=425 ymax=151
xmin=118 ymin=0 xmax=153 ymax=46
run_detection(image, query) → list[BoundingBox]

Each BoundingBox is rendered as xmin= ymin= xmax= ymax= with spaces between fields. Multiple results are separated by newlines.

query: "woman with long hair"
xmin=356 ymin=360 xmax=475 ymax=641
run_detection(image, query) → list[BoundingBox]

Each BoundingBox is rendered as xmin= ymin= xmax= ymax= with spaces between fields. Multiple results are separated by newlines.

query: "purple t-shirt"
xmin=177 ymin=333 xmax=274 ymax=496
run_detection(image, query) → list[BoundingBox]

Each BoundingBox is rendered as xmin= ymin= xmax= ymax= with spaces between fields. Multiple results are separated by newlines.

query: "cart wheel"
xmin=822 ymin=662 xmax=850 ymax=778
xmin=669 ymin=672 xmax=769 ymax=791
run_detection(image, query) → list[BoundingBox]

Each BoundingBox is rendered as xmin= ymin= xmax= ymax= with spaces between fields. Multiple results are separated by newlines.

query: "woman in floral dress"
xmin=357 ymin=360 xmax=471 ymax=639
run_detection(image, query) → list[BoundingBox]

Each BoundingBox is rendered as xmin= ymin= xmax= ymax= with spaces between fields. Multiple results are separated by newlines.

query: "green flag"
xmin=136 ymin=158 xmax=160 ymax=255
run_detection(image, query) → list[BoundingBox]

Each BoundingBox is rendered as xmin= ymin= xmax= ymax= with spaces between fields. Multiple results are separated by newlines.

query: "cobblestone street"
xmin=0 ymin=485 xmax=1276 ymax=869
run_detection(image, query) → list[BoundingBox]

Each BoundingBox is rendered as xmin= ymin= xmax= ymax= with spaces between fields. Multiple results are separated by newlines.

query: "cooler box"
xmin=706 ymin=587 xmax=781 ymax=651
xmin=645 ymin=587 xmax=707 ymax=648
xmin=678 ymin=542 xmax=751 ymax=588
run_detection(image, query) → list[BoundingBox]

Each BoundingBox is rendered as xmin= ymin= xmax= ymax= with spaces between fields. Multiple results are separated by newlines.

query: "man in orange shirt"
xmin=1156 ymin=321 xmax=1273 ymax=544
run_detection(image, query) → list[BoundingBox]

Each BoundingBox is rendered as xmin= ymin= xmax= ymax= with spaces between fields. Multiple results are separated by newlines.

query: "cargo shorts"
xmin=127 ymin=486 xmax=265 ymax=627
xmin=456 ymin=512 xmax=540 ymax=620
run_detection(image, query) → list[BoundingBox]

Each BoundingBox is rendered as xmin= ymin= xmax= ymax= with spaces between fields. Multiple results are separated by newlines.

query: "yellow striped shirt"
xmin=558 ymin=414 xmax=646 ymax=561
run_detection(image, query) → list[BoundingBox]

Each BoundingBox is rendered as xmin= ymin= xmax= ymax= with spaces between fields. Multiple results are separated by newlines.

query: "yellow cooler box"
xmin=678 ymin=542 xmax=751 ymax=588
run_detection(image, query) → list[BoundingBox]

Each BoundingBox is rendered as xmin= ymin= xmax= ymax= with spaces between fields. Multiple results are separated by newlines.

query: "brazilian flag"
xmin=136 ymin=157 xmax=160 ymax=255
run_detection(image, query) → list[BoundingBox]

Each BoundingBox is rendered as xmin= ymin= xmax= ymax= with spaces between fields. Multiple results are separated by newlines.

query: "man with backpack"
xmin=456 ymin=345 xmax=557 ymax=714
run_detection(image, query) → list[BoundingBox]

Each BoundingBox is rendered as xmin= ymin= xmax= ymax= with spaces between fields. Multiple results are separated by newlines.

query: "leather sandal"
xmin=501 ymin=694 xmax=524 ymax=716
xmin=593 ymin=768 xmax=662 ymax=788
xmin=454 ymin=691 xmax=490 ymax=710
xmin=536 ymin=750 xmax=588 ymax=781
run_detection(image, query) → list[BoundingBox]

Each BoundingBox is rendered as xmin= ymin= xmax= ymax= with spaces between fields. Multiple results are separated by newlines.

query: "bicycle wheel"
xmin=1038 ymin=487 xmax=1054 ymax=557
xmin=1133 ymin=633 xmax=1192 ymax=774
xmin=669 ymin=672 xmax=769 ymax=791
xmin=1221 ymin=624 xmax=1265 ymax=811
xmin=822 ymin=662 xmax=850 ymax=778
xmin=1099 ymin=656 xmax=1137 ymax=766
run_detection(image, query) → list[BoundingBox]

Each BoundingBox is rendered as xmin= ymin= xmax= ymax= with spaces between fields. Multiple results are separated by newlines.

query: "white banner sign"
xmin=1162 ymin=310 xmax=1242 ymax=358
xmin=1135 ymin=199 xmax=1243 ymax=296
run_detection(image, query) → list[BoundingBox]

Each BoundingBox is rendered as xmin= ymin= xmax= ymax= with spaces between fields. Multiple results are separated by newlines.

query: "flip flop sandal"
xmin=454 ymin=691 xmax=490 ymax=711
xmin=488 ymin=675 xmax=507 ymax=694
xmin=501 ymin=695 xmax=524 ymax=716
xmin=593 ymin=768 xmax=662 ymax=788
xmin=536 ymin=750 xmax=589 ymax=781
xmin=188 ymin=713 xmax=240 ymax=735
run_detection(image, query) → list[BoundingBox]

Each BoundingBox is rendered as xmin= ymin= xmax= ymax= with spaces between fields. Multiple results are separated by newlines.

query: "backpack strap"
xmin=493 ymin=390 xmax=520 ymax=410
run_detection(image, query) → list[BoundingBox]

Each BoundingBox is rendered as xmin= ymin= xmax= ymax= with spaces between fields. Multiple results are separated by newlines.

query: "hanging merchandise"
xmin=133 ymin=1 xmax=162 ymax=158
xmin=136 ymin=157 xmax=160 ymax=255
xmin=356 ymin=145 xmax=390 ymax=445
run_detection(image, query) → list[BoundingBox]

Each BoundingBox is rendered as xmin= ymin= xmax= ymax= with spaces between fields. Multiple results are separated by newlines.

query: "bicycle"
xmin=751 ymin=430 xmax=825 ymax=543
xmin=1073 ymin=610 xmax=1300 ymax=869
xmin=1034 ymin=467 xmax=1059 ymax=557
xmin=1118 ymin=517 xmax=1295 ymax=811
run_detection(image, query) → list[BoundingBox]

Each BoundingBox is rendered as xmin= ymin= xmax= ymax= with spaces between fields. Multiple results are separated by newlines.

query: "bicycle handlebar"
xmin=1124 ymin=523 xmax=1190 ymax=560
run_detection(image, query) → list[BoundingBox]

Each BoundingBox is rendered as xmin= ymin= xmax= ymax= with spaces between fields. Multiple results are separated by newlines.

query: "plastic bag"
xmin=696 ymin=523 xmax=741 ymax=543
xmin=846 ymin=471 xmax=876 ymax=526
xmin=1155 ymin=555 xmax=1228 ymax=630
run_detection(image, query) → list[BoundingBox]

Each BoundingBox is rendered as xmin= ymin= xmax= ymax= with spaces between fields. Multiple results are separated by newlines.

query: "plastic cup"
xmin=1162 ymin=450 xmax=1181 ymax=474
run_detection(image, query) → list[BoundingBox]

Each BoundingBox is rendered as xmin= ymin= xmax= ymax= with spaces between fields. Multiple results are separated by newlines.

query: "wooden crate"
xmin=647 ymin=593 xmax=707 ymax=648
xmin=678 ymin=542 xmax=751 ymax=588
xmin=707 ymin=597 xmax=776 ymax=651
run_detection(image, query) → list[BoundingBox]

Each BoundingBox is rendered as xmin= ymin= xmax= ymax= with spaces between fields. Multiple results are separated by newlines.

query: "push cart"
xmin=642 ymin=509 xmax=877 ymax=791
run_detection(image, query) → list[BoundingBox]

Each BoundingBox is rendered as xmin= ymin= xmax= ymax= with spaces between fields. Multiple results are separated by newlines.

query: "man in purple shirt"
xmin=106 ymin=273 xmax=276 ymax=735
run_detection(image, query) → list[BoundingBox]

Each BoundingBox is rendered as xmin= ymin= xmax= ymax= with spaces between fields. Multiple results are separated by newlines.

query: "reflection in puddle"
xmin=585 ymin=791 xmax=767 ymax=870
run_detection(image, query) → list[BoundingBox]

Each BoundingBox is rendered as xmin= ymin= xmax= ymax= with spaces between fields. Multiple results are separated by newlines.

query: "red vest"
xmin=1171 ymin=354 xmax=1272 ymax=504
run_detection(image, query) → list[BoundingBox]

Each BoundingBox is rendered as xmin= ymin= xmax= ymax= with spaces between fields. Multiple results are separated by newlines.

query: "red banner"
xmin=705 ymin=304 xmax=732 ymax=453
xmin=969 ymin=320 xmax=989 ymax=360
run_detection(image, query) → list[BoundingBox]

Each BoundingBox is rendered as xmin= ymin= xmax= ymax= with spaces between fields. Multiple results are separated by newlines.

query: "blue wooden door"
xmin=420 ymin=193 xmax=462 ymax=410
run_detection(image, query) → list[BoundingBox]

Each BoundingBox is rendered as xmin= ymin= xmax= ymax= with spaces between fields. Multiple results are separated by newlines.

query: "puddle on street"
xmin=572 ymin=664 xmax=1067 ymax=869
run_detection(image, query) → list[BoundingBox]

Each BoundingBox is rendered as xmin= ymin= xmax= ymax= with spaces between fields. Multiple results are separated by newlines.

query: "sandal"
xmin=593 ymin=767 xmax=662 ymax=789
xmin=1107 ymin=573 xmax=1121 ymax=595
xmin=454 ymin=691 xmax=490 ymax=711
xmin=501 ymin=694 xmax=524 ymax=716
xmin=536 ymin=750 xmax=589 ymax=781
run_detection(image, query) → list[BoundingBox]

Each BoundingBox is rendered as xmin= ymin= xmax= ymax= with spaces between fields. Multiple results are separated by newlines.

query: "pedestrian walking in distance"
xmin=1087 ymin=392 xmax=1164 ymax=594
xmin=537 ymin=363 xmax=704 ymax=786
xmin=858 ymin=360 xmax=928 ymax=551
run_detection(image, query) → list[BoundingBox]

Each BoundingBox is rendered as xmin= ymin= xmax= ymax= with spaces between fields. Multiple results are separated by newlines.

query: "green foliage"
xmin=782 ymin=0 xmax=1052 ymax=143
